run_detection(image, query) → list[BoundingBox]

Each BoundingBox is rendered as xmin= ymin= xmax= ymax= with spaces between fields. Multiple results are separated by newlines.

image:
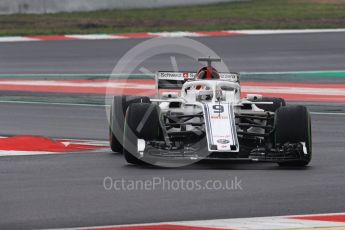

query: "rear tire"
xmin=275 ymin=105 xmax=312 ymax=167
xmin=123 ymin=103 xmax=162 ymax=165
xmin=109 ymin=96 xmax=150 ymax=153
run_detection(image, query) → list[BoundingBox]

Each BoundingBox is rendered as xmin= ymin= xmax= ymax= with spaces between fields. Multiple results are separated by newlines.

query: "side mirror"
xmin=161 ymin=92 xmax=179 ymax=99
xmin=246 ymin=94 xmax=263 ymax=101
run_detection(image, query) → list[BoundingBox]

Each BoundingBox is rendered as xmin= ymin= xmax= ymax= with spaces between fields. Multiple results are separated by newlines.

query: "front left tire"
xmin=274 ymin=105 xmax=312 ymax=167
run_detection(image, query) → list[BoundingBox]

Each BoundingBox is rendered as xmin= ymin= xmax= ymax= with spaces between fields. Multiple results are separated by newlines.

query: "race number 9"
xmin=213 ymin=105 xmax=224 ymax=113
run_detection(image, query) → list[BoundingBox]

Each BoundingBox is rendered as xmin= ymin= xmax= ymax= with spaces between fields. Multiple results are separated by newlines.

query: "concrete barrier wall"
xmin=0 ymin=0 xmax=246 ymax=14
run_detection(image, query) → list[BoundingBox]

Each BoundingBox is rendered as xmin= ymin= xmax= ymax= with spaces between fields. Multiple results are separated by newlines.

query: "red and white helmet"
xmin=196 ymin=66 xmax=220 ymax=80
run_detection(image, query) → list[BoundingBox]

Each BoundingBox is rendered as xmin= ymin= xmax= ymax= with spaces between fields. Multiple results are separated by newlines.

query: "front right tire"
xmin=109 ymin=96 xmax=150 ymax=153
xmin=123 ymin=103 xmax=162 ymax=165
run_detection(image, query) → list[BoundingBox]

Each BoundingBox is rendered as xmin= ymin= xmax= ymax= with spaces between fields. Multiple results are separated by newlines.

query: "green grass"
xmin=1 ymin=0 xmax=345 ymax=36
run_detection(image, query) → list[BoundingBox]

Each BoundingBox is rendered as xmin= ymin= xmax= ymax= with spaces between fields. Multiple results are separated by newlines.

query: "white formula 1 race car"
xmin=109 ymin=58 xmax=312 ymax=167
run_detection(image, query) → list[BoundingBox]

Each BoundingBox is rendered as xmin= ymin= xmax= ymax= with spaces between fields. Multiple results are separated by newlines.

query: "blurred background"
xmin=0 ymin=0 xmax=345 ymax=36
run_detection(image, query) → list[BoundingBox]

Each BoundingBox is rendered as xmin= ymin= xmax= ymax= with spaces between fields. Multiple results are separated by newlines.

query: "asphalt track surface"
xmin=1 ymin=32 xmax=345 ymax=74
xmin=0 ymin=33 xmax=345 ymax=229
xmin=0 ymin=103 xmax=344 ymax=229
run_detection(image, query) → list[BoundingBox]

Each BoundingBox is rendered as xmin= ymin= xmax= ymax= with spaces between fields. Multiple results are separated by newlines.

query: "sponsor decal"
xmin=158 ymin=72 xmax=239 ymax=82
xmin=217 ymin=139 xmax=230 ymax=144
xmin=220 ymin=73 xmax=239 ymax=82
xmin=189 ymin=73 xmax=196 ymax=79
xmin=183 ymin=72 xmax=189 ymax=79
xmin=204 ymin=103 xmax=238 ymax=152
xmin=159 ymin=72 xmax=184 ymax=80
xmin=210 ymin=115 xmax=229 ymax=119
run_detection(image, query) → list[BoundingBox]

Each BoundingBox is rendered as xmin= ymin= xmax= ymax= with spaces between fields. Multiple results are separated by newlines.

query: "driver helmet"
xmin=196 ymin=66 xmax=220 ymax=80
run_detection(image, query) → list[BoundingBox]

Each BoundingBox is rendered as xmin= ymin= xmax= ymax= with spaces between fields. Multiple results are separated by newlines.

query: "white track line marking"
xmin=311 ymin=112 xmax=345 ymax=116
xmin=242 ymin=86 xmax=345 ymax=96
xmin=0 ymin=150 xmax=54 ymax=156
xmin=231 ymin=28 xmax=345 ymax=35
xmin=0 ymin=80 xmax=154 ymax=89
xmin=0 ymin=36 xmax=40 ymax=42
xmin=0 ymin=100 xmax=106 ymax=107
xmin=65 ymin=34 xmax=125 ymax=40
xmin=58 ymin=139 xmax=109 ymax=146
xmin=241 ymin=70 xmax=345 ymax=74
xmin=148 ymin=31 xmax=204 ymax=37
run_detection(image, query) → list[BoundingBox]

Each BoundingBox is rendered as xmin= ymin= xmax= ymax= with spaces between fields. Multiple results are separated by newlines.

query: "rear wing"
xmin=156 ymin=71 xmax=240 ymax=90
